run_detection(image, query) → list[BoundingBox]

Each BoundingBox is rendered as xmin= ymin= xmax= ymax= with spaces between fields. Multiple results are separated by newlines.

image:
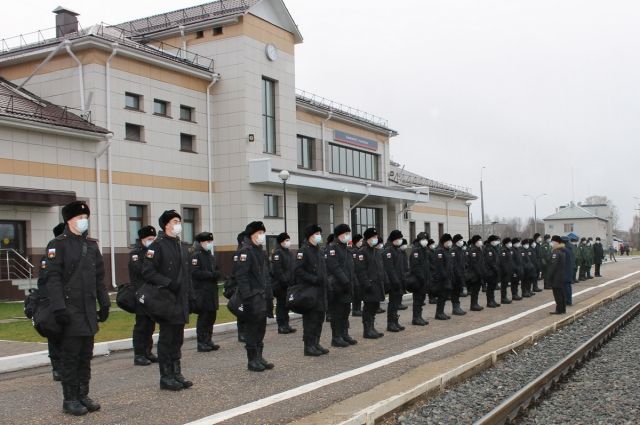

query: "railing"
xmin=0 ymin=92 xmax=92 ymax=125
xmin=296 ymin=89 xmax=390 ymax=129
xmin=0 ymin=249 xmax=34 ymax=281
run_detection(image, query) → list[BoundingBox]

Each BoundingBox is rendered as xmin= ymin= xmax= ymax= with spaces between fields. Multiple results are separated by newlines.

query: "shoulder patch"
xmin=192 ymin=258 xmax=198 ymax=266
xmin=273 ymin=254 xmax=279 ymax=261
xmin=146 ymin=250 xmax=155 ymax=259
xmin=552 ymin=254 xmax=557 ymax=258
xmin=352 ymin=253 xmax=357 ymax=258
xmin=451 ymin=252 xmax=456 ymax=257
xmin=329 ymin=250 xmax=336 ymax=256
xmin=47 ymin=248 xmax=56 ymax=259
xmin=488 ymin=252 xmax=493 ymax=256
xmin=502 ymin=253 xmax=506 ymax=256
xmin=472 ymin=252 xmax=476 ymax=257
xmin=240 ymin=253 xmax=247 ymax=262
xmin=437 ymin=253 xmax=443 ymax=258
xmin=233 ymin=255 xmax=238 ymax=262
xmin=521 ymin=252 xmax=525 ymax=256
xmin=297 ymin=252 xmax=304 ymax=260
xmin=528 ymin=252 xmax=532 ymax=256
xmin=413 ymin=252 xmax=419 ymax=258
xmin=358 ymin=254 xmax=364 ymax=261
xmin=131 ymin=254 xmax=139 ymax=262
xmin=386 ymin=252 xmax=392 ymax=258
xmin=40 ymin=260 xmax=47 ymax=269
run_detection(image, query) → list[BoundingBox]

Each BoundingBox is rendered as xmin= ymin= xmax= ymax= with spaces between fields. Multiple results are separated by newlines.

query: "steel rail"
xmin=474 ymin=300 xmax=640 ymax=425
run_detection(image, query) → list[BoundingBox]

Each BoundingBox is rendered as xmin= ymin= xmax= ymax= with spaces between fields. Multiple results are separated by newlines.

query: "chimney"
xmin=53 ymin=6 xmax=79 ymax=37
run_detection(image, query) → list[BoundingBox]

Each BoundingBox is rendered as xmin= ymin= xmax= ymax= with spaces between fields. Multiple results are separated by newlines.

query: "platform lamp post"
xmin=480 ymin=166 xmax=486 ymax=238
xmin=465 ymin=201 xmax=472 ymax=239
xmin=279 ymin=170 xmax=290 ymax=233
xmin=523 ymin=193 xmax=547 ymax=235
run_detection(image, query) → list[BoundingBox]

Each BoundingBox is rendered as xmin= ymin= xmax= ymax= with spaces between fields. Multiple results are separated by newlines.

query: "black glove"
xmin=97 ymin=307 xmax=109 ymax=322
xmin=241 ymin=302 xmax=253 ymax=316
xmin=189 ymin=297 xmax=199 ymax=314
xmin=168 ymin=280 xmax=180 ymax=293
xmin=266 ymin=298 xmax=274 ymax=319
xmin=54 ymin=309 xmax=70 ymax=326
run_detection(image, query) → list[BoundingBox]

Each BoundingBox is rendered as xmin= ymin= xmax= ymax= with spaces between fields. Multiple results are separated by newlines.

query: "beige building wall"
xmin=544 ymin=218 xmax=608 ymax=241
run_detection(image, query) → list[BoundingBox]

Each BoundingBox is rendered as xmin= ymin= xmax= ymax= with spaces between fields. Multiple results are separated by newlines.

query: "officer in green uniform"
xmin=585 ymin=238 xmax=594 ymax=279
xmin=577 ymin=238 xmax=587 ymax=281
xmin=540 ymin=234 xmax=552 ymax=289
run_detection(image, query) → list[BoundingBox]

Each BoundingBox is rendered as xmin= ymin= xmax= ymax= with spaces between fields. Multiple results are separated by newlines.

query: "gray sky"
xmin=3 ymin=0 xmax=639 ymax=229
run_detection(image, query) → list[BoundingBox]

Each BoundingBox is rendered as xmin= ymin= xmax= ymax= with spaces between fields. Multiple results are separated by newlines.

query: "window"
xmin=351 ymin=207 xmax=381 ymax=237
xmin=329 ymin=144 xmax=379 ymax=180
xmin=409 ymin=221 xmax=416 ymax=243
xmin=127 ymin=204 xmax=147 ymax=246
xmin=153 ymin=99 xmax=169 ymax=117
xmin=262 ymin=78 xmax=276 ymax=154
xmin=180 ymin=105 xmax=194 ymax=122
xmin=297 ymin=135 xmax=313 ymax=169
xmin=180 ymin=133 xmax=195 ymax=152
xmin=264 ymin=194 xmax=279 ymax=218
xmin=125 ymin=92 xmax=141 ymax=111
xmin=564 ymin=223 xmax=574 ymax=232
xmin=195 ymin=30 xmax=204 ymax=39
xmin=438 ymin=223 xmax=444 ymax=239
xmin=182 ymin=207 xmax=197 ymax=244
xmin=125 ymin=123 xmax=143 ymax=142
xmin=213 ymin=27 xmax=223 ymax=36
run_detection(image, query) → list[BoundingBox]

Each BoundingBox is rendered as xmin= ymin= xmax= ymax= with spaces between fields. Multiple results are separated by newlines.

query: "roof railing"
xmin=296 ymin=89 xmax=389 ymax=129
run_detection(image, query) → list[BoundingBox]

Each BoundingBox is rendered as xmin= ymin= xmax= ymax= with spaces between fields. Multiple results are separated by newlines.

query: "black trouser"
xmin=500 ymin=279 xmax=510 ymax=299
xmin=552 ymin=287 xmax=566 ymax=313
xmin=595 ymin=263 xmax=601 ymax=276
xmin=451 ymin=277 xmax=463 ymax=305
xmin=468 ymin=280 xmax=481 ymax=303
xmin=244 ymin=316 xmax=267 ymax=350
xmin=196 ymin=310 xmax=217 ymax=343
xmin=485 ymin=278 xmax=497 ymax=301
xmin=157 ymin=323 xmax=185 ymax=365
xmin=133 ymin=314 xmax=156 ymax=356
xmin=61 ymin=335 xmax=94 ymax=392
xmin=386 ymin=289 xmax=403 ymax=323
xmin=302 ymin=310 xmax=325 ymax=345
xmin=352 ymin=288 xmax=363 ymax=312
xmin=510 ymin=274 xmax=520 ymax=297
xmin=275 ymin=292 xmax=290 ymax=327
xmin=362 ymin=301 xmax=379 ymax=325
xmin=48 ymin=335 xmax=63 ymax=366
xmin=579 ymin=265 xmax=587 ymax=280
xmin=329 ymin=301 xmax=350 ymax=338
xmin=412 ymin=291 xmax=426 ymax=318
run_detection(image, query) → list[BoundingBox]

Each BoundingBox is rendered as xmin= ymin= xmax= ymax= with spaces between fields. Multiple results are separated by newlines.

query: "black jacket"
xmin=500 ymin=246 xmax=515 ymax=283
xmin=141 ymin=231 xmax=192 ymax=325
xmin=355 ymin=245 xmax=386 ymax=302
xmin=46 ymin=226 xmax=110 ymax=337
xmin=409 ymin=243 xmax=430 ymax=294
xmin=233 ymin=238 xmax=271 ymax=319
xmin=466 ymin=245 xmax=486 ymax=284
xmin=270 ymin=245 xmax=293 ymax=298
xmin=484 ymin=244 xmax=500 ymax=282
xmin=512 ymin=246 xmax=524 ymax=279
xmin=128 ymin=242 xmax=149 ymax=315
xmin=451 ymin=245 xmax=466 ymax=286
xmin=430 ymin=245 xmax=453 ymax=295
xmin=294 ymin=241 xmax=328 ymax=311
xmin=382 ymin=245 xmax=406 ymax=293
xmin=548 ymin=248 xmax=566 ymax=289
xmin=325 ymin=240 xmax=355 ymax=303
xmin=191 ymin=245 xmax=220 ymax=312
xmin=593 ymin=242 xmax=605 ymax=264
xmin=522 ymin=247 xmax=537 ymax=280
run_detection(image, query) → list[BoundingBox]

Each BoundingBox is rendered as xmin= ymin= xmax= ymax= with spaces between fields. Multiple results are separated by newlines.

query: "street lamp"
xmin=279 ymin=170 xmax=290 ymax=233
xmin=523 ymin=193 xmax=547 ymax=235
xmin=465 ymin=201 xmax=472 ymax=239
xmin=480 ymin=166 xmax=486 ymax=238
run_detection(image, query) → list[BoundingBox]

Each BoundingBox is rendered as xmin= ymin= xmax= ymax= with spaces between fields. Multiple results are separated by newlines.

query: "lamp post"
xmin=523 ymin=193 xmax=547 ymax=235
xmin=480 ymin=166 xmax=486 ymax=238
xmin=279 ymin=170 xmax=290 ymax=233
xmin=465 ymin=201 xmax=472 ymax=239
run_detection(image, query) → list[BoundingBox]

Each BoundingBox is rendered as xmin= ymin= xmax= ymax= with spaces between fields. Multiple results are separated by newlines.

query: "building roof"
xmin=543 ymin=203 xmax=608 ymax=221
xmin=0 ymin=78 xmax=109 ymax=135
xmin=388 ymin=162 xmax=476 ymax=200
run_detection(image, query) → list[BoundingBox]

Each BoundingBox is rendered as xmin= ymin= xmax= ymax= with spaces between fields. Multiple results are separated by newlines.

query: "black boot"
xmin=386 ymin=321 xmax=401 ymax=332
xmin=247 ymin=348 xmax=267 ymax=371
xmin=533 ymin=281 xmax=542 ymax=292
xmin=511 ymin=285 xmax=522 ymax=300
xmin=470 ymin=291 xmax=484 ymax=311
xmin=486 ymin=293 xmax=500 ymax=308
xmin=62 ymin=384 xmax=88 ymax=416
xmin=501 ymin=285 xmax=512 ymax=304
xmin=481 ymin=282 xmax=487 ymax=292
xmin=342 ymin=332 xmax=358 ymax=345
xmin=412 ymin=316 xmax=428 ymax=326
xmin=206 ymin=332 xmax=220 ymax=351
xmin=435 ymin=300 xmax=450 ymax=320
xmin=159 ymin=362 xmax=183 ymax=391
xmin=257 ymin=344 xmax=274 ymax=369
xmin=51 ymin=359 xmax=62 ymax=381
xmin=78 ymin=383 xmax=100 ymax=412
xmin=315 ymin=337 xmax=330 ymax=355
xmin=352 ymin=308 xmax=363 ymax=317
xmin=395 ymin=315 xmax=405 ymax=331
xmin=363 ymin=320 xmax=380 ymax=339
xmin=278 ymin=325 xmax=290 ymax=334
xmin=331 ymin=320 xmax=349 ymax=347
xmin=304 ymin=341 xmax=323 ymax=356
xmin=197 ymin=342 xmax=213 ymax=352
xmin=146 ymin=350 xmax=158 ymax=363
xmin=134 ymin=354 xmax=152 ymax=365
xmin=452 ymin=303 xmax=466 ymax=316
xmin=173 ymin=360 xmax=193 ymax=388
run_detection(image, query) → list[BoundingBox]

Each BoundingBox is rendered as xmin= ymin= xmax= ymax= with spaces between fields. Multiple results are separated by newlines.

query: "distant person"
xmin=593 ymin=237 xmax=604 ymax=277
xmin=548 ymin=235 xmax=567 ymax=314
xmin=561 ymin=236 xmax=574 ymax=306
xmin=609 ymin=245 xmax=617 ymax=262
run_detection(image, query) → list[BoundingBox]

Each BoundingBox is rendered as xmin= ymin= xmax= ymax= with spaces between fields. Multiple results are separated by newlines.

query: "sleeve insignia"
xmin=353 ymin=253 xmax=357 ymax=258
xmin=145 ymin=250 xmax=155 ymax=259
xmin=233 ymin=255 xmax=238 ymax=262
xmin=192 ymin=258 xmax=198 ymax=265
xmin=502 ymin=253 xmax=506 ymax=256
xmin=528 ymin=252 xmax=532 ymax=256
xmin=329 ymin=250 xmax=336 ymax=256
xmin=451 ymin=252 xmax=456 ymax=257
xmin=386 ymin=252 xmax=392 ymax=258
xmin=413 ymin=252 xmax=419 ymax=258
xmin=240 ymin=253 xmax=248 ymax=262
xmin=552 ymin=254 xmax=557 ymax=258
xmin=437 ymin=253 xmax=443 ymax=258
xmin=472 ymin=253 xmax=476 ymax=257
xmin=132 ymin=255 xmax=139 ymax=262
xmin=47 ymin=248 xmax=56 ymax=259
xmin=358 ymin=254 xmax=364 ymax=261
xmin=297 ymin=252 xmax=304 ymax=260
xmin=40 ymin=260 xmax=47 ymax=269
xmin=273 ymin=254 xmax=280 ymax=261
xmin=489 ymin=252 xmax=493 ymax=256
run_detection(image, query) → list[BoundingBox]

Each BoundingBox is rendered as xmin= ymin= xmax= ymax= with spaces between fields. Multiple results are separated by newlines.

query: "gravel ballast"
xmin=391 ymin=287 xmax=640 ymax=425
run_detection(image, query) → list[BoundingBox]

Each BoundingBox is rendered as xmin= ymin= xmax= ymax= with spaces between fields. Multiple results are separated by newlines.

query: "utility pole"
xmin=524 ymin=193 xmax=547 ymax=235
xmin=480 ymin=166 xmax=486 ymax=238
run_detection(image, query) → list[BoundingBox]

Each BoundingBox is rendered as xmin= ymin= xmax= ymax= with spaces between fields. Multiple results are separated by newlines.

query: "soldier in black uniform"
xmin=548 ymin=235 xmax=567 ymax=314
xmin=35 ymin=222 xmax=66 ymax=381
xmin=498 ymin=237 xmax=513 ymax=304
xmin=271 ymin=232 xmax=296 ymax=334
xmin=129 ymin=225 xmax=158 ymax=366
xmin=593 ymin=237 xmax=604 ymax=277
xmin=409 ymin=232 xmax=430 ymax=326
xmin=355 ymin=228 xmax=386 ymax=338
xmin=350 ymin=234 xmax=364 ymax=316
xmin=510 ymin=238 xmax=524 ymax=300
xmin=431 ymin=234 xmax=454 ymax=320
xmin=295 ymin=224 xmax=329 ymax=356
xmin=521 ymin=239 xmax=536 ymax=298
xmin=326 ymin=224 xmax=358 ymax=348
xmin=466 ymin=235 xmax=485 ymax=311
xmin=531 ymin=234 xmax=543 ymax=292
xmin=47 ymin=201 xmax=110 ymax=415
xmin=382 ymin=230 xmax=406 ymax=332
xmin=450 ymin=234 xmax=467 ymax=316
xmin=484 ymin=235 xmax=501 ymax=308
xmin=142 ymin=210 xmax=193 ymax=391
xmin=192 ymin=232 xmax=221 ymax=352
xmin=235 ymin=221 xmax=274 ymax=371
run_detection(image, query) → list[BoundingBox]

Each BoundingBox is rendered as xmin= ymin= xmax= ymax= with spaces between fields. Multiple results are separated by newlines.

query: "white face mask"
xmin=430 ymin=243 xmax=437 ymax=250
xmin=170 ymin=223 xmax=182 ymax=237
xmin=536 ymin=238 xmax=542 ymax=243
xmin=255 ymin=233 xmax=266 ymax=246
xmin=531 ymin=242 xmax=537 ymax=248
xmin=506 ymin=243 xmax=513 ymax=249
xmin=456 ymin=240 xmax=464 ymax=248
xmin=204 ymin=242 xmax=214 ymax=252
xmin=282 ymin=240 xmax=291 ymax=249
xmin=393 ymin=239 xmax=403 ymax=247
xmin=399 ymin=245 xmax=407 ymax=251
xmin=143 ymin=238 xmax=155 ymax=248
xmin=356 ymin=241 xmax=363 ymax=248
xmin=475 ymin=241 xmax=483 ymax=248
xmin=311 ymin=234 xmax=322 ymax=245
xmin=444 ymin=241 xmax=453 ymax=249
xmin=76 ymin=218 xmax=89 ymax=233
xmin=339 ymin=233 xmax=352 ymax=244
xmin=462 ymin=245 xmax=467 ymax=251
xmin=419 ymin=239 xmax=429 ymax=248
xmin=368 ymin=237 xmax=378 ymax=247
xmin=491 ymin=240 xmax=499 ymax=247
xmin=523 ymin=244 xmax=530 ymax=249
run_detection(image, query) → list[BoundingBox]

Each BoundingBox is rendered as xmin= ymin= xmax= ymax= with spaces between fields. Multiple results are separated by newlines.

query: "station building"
xmin=0 ymin=0 xmax=474 ymax=295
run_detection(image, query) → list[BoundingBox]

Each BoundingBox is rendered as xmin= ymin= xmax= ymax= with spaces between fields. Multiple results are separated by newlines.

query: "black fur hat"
xmin=388 ymin=229 xmax=403 ymax=242
xmin=544 ymin=234 xmax=551 ymax=240
xmin=363 ymin=228 xmax=378 ymax=240
xmin=353 ymin=234 xmax=363 ymax=244
xmin=533 ymin=233 xmax=541 ymax=240
xmin=195 ymin=232 xmax=214 ymax=242
xmin=440 ymin=233 xmax=453 ymax=244
xmin=551 ymin=235 xmax=563 ymax=243
xmin=487 ymin=235 xmax=500 ymax=242
xmin=61 ymin=201 xmax=90 ymax=222
xmin=502 ymin=237 xmax=512 ymax=244
xmin=138 ymin=225 xmax=156 ymax=240
xmin=428 ymin=238 xmax=435 ymax=245
xmin=415 ymin=232 xmax=428 ymax=242
xmin=159 ymin=209 xmax=181 ymax=231
xmin=333 ymin=223 xmax=351 ymax=237
xmin=452 ymin=234 xmax=464 ymax=243
xmin=277 ymin=232 xmax=290 ymax=244
xmin=52 ymin=223 xmax=65 ymax=237
xmin=245 ymin=221 xmax=266 ymax=236
xmin=470 ymin=235 xmax=482 ymax=245
xmin=304 ymin=224 xmax=322 ymax=239
xmin=512 ymin=237 xmax=521 ymax=244
xmin=401 ymin=238 xmax=408 ymax=246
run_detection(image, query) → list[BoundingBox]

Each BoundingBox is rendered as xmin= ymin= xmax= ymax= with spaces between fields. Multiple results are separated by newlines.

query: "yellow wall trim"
xmin=296 ymin=110 xmax=389 ymax=145
xmin=411 ymin=204 xmax=468 ymax=218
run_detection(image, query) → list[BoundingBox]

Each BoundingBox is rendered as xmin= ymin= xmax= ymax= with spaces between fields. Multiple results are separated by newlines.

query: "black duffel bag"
xmin=31 ymin=296 xmax=63 ymax=339
xmin=135 ymin=283 xmax=176 ymax=322
xmin=227 ymin=291 xmax=267 ymax=320
xmin=285 ymin=284 xmax=316 ymax=314
xmin=116 ymin=282 xmax=137 ymax=313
